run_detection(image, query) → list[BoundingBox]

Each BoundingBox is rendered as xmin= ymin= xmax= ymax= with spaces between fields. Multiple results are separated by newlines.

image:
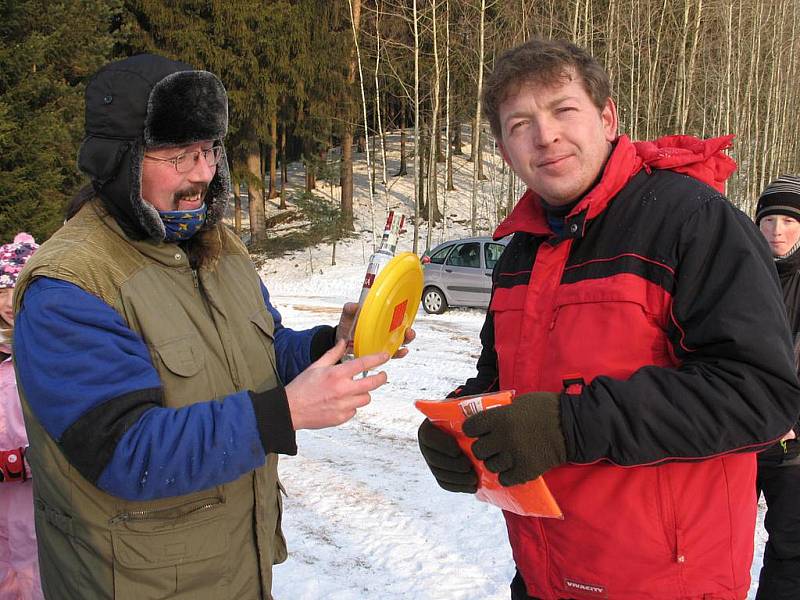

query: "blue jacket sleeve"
xmin=260 ymin=280 xmax=336 ymax=382
xmin=15 ymin=277 xmax=294 ymax=501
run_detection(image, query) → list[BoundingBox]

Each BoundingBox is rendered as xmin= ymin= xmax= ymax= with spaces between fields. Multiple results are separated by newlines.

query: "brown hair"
xmin=482 ymin=38 xmax=612 ymax=140
xmin=64 ymin=183 xmax=96 ymax=221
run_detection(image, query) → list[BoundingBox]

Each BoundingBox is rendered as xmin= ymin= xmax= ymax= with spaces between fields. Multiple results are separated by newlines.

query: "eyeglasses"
xmin=144 ymin=145 xmax=224 ymax=174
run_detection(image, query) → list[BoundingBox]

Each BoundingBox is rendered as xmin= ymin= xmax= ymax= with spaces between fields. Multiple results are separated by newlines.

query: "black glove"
xmin=462 ymin=392 xmax=567 ymax=487
xmin=418 ymin=419 xmax=478 ymax=493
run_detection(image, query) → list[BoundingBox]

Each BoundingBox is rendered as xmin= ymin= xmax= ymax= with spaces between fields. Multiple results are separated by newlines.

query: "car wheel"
xmin=422 ymin=287 xmax=447 ymax=314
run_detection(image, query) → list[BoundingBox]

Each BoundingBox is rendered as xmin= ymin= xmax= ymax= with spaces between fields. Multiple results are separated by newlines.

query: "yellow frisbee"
xmin=353 ymin=252 xmax=423 ymax=358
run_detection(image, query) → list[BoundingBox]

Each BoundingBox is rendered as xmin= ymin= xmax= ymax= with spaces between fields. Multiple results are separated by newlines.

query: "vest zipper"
xmin=109 ymin=496 xmax=223 ymax=525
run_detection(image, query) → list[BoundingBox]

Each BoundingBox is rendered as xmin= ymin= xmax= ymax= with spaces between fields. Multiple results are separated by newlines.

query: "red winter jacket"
xmin=455 ymin=135 xmax=800 ymax=599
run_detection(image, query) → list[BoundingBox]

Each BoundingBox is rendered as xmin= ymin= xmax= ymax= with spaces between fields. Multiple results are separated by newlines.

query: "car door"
xmin=442 ymin=242 xmax=484 ymax=307
xmin=423 ymin=243 xmax=455 ymax=291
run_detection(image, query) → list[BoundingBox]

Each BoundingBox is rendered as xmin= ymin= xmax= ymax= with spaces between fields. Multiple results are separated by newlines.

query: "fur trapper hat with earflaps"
xmin=77 ymin=54 xmax=231 ymax=242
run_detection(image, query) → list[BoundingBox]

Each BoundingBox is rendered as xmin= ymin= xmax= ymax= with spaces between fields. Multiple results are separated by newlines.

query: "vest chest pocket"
xmin=151 ymin=335 xmax=208 ymax=407
xmin=250 ymin=308 xmax=276 ymax=341
xmin=248 ymin=308 xmax=280 ymax=391
xmin=153 ymin=335 xmax=204 ymax=377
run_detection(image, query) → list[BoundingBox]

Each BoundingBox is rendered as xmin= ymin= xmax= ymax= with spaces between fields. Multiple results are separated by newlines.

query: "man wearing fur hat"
xmin=753 ymin=174 xmax=800 ymax=599
xmin=11 ymin=54 xmax=401 ymax=599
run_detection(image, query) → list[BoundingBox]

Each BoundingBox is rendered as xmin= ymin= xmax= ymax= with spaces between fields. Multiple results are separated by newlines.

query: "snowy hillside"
xmin=245 ymin=133 xmax=767 ymax=599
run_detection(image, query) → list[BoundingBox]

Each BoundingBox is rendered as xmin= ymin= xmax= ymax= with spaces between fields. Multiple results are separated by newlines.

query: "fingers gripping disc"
xmin=353 ymin=252 xmax=423 ymax=358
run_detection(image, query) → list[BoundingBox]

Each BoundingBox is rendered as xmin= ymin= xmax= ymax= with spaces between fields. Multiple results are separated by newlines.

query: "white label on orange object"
xmin=459 ymin=396 xmax=485 ymax=417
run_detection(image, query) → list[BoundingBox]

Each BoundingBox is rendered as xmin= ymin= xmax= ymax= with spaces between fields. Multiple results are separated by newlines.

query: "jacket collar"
xmin=494 ymin=134 xmax=737 ymax=239
xmin=91 ymin=199 xmax=222 ymax=269
xmin=494 ymin=135 xmax=641 ymax=239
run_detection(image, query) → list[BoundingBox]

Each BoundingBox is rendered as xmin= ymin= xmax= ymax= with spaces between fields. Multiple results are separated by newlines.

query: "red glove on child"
xmin=0 ymin=447 xmax=28 ymax=482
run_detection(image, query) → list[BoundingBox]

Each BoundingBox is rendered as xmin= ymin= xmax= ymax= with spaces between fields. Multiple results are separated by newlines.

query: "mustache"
xmin=171 ymin=184 xmax=208 ymax=208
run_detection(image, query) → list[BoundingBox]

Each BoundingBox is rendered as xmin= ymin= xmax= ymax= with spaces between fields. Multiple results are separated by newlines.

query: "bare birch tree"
xmin=470 ymin=0 xmax=486 ymax=236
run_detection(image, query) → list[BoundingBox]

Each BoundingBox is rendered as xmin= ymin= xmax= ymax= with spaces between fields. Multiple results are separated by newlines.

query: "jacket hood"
xmin=494 ymin=134 xmax=737 ymax=239
xmin=633 ymin=134 xmax=736 ymax=194
xmin=77 ymin=54 xmax=230 ymax=242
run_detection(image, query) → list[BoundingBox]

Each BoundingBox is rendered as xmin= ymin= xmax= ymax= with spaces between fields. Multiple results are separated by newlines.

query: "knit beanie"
xmin=77 ymin=54 xmax=230 ymax=242
xmin=755 ymin=175 xmax=800 ymax=226
xmin=0 ymin=233 xmax=39 ymax=289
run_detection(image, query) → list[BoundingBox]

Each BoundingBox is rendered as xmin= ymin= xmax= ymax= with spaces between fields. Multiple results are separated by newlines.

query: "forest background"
xmin=2 ymin=0 xmax=799 ymax=251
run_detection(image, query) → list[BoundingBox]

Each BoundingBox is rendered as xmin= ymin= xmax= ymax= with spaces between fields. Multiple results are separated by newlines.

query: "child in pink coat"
xmin=0 ymin=233 xmax=41 ymax=600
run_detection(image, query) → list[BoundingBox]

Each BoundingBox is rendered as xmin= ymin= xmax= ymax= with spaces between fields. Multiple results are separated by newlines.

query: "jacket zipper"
xmin=191 ymin=268 xmax=199 ymax=289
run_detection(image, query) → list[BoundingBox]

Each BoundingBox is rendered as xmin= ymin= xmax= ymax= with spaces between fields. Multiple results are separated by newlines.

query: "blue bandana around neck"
xmin=158 ymin=204 xmax=207 ymax=242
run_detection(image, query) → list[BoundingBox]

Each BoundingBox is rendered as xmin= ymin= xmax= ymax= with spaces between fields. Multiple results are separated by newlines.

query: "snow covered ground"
xmin=245 ymin=132 xmax=767 ymax=599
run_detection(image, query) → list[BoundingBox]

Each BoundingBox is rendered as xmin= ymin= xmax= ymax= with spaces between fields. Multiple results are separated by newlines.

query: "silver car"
xmin=421 ymin=236 xmax=509 ymax=314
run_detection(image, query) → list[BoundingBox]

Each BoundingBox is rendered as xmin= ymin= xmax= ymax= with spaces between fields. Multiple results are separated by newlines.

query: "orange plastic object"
xmin=415 ymin=390 xmax=563 ymax=518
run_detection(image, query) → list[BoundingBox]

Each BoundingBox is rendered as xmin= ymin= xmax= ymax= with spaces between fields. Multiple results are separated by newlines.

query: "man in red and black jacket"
xmin=417 ymin=38 xmax=800 ymax=600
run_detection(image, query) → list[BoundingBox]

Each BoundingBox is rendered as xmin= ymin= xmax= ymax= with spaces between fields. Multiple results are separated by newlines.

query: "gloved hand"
xmin=417 ymin=419 xmax=478 ymax=493
xmin=462 ymin=392 xmax=567 ymax=487
xmin=0 ymin=447 xmax=28 ymax=483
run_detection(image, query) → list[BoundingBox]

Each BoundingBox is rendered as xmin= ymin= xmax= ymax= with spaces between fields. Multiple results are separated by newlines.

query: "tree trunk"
xmin=268 ymin=111 xmax=278 ymax=200
xmin=232 ymin=181 xmax=241 ymax=234
xmin=452 ymin=122 xmax=463 ymax=155
xmin=435 ymin=105 xmax=445 ymax=163
xmin=306 ymin=164 xmax=316 ymax=192
xmin=279 ymin=122 xmax=287 ymax=210
xmin=339 ymin=0 xmax=361 ymax=232
xmin=418 ymin=134 xmax=427 ymax=217
xmin=427 ymin=0 xmax=443 ymax=254
xmin=349 ymin=0 xmax=375 ymax=246
xmin=247 ymin=149 xmax=266 ymax=245
xmin=445 ymin=0 xmax=454 ymax=199
xmin=340 ymin=130 xmax=354 ymax=231
xmin=471 ymin=0 xmax=486 ymax=236
xmin=396 ymin=102 xmax=408 ymax=176
xmin=446 ymin=120 xmax=455 ymax=190
xmin=412 ymin=0 xmax=421 ymax=253
xmin=374 ymin=0 xmax=389 ymax=201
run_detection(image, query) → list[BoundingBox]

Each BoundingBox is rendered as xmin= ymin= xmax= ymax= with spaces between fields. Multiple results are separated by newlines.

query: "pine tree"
xmin=0 ymin=0 xmax=119 ymax=241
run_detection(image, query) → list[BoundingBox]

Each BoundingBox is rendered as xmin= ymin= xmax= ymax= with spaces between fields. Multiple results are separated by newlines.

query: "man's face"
xmin=759 ymin=214 xmax=800 ymax=257
xmin=140 ymin=140 xmax=217 ymax=212
xmin=497 ymin=71 xmax=617 ymax=206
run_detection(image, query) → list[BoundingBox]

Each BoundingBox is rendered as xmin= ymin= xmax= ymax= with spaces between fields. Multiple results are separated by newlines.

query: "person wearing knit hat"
xmin=754 ymin=174 xmax=800 ymax=600
xmin=0 ymin=233 xmax=39 ymax=292
xmin=10 ymin=55 xmax=409 ymax=600
xmin=0 ymin=232 xmax=42 ymax=599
